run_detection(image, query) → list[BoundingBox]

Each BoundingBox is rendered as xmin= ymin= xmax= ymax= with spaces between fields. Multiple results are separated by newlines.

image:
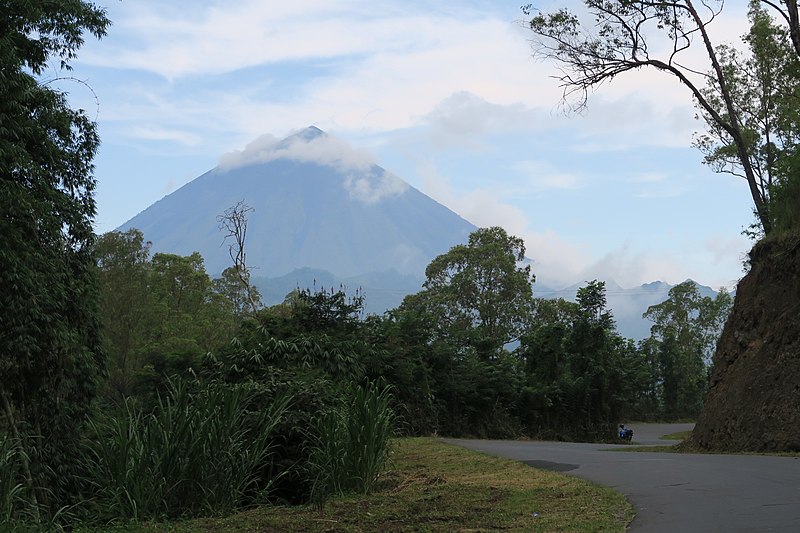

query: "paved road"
xmin=447 ymin=424 xmax=800 ymax=532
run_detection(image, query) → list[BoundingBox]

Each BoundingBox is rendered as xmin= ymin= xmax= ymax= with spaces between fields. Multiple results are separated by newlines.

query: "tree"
xmin=0 ymin=0 xmax=109 ymax=518
xmin=643 ymin=281 xmax=732 ymax=416
xmin=418 ymin=227 xmax=535 ymax=358
xmin=523 ymin=0 xmax=800 ymax=235
xmin=696 ymin=287 xmax=733 ymax=363
xmin=218 ymin=201 xmax=262 ymax=314
xmin=95 ymin=229 xmax=152 ymax=400
xmin=362 ymin=308 xmax=449 ymax=436
xmin=568 ymin=281 xmax=622 ymax=436
xmin=516 ymin=297 xmax=579 ymax=434
xmin=695 ymin=2 xmax=800 ymax=236
xmin=147 ymin=252 xmax=233 ymax=355
xmin=517 ymin=282 xmax=642 ymax=439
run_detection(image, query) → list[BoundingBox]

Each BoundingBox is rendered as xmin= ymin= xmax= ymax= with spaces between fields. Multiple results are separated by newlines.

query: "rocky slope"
xmin=691 ymin=232 xmax=800 ymax=452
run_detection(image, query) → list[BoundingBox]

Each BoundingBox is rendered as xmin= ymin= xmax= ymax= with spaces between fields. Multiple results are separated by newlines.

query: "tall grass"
xmin=308 ymin=382 xmax=396 ymax=504
xmin=0 ymin=433 xmax=74 ymax=532
xmin=83 ymin=380 xmax=290 ymax=521
xmin=0 ymin=433 xmax=28 ymax=528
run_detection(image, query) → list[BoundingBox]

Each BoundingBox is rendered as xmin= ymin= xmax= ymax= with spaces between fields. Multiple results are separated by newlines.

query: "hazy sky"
xmin=63 ymin=0 xmax=758 ymax=290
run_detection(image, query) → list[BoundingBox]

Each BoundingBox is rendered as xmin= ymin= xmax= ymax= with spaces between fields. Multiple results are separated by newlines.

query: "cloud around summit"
xmin=217 ymin=128 xmax=408 ymax=204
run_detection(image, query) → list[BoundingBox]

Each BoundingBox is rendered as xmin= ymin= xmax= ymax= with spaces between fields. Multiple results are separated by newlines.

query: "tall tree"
xmin=95 ymin=229 xmax=152 ymax=400
xmin=523 ymin=0 xmax=800 ymax=235
xmin=695 ymin=1 xmax=800 ymax=236
xmin=146 ymin=252 xmax=233 ymax=355
xmin=418 ymin=227 xmax=535 ymax=359
xmin=0 ymin=0 xmax=109 ymax=517
xmin=568 ymin=281 xmax=621 ymax=435
xmin=643 ymin=281 xmax=732 ymax=416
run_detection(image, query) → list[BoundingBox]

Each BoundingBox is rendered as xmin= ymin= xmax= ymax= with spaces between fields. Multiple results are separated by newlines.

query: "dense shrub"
xmin=307 ymin=382 xmax=397 ymax=505
xmin=82 ymin=380 xmax=290 ymax=521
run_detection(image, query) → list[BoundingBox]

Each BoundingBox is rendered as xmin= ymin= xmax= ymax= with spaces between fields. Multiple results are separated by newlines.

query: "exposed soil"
xmin=691 ymin=232 xmax=800 ymax=452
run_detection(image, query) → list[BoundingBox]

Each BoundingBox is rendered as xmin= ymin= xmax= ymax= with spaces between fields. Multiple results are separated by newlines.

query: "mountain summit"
xmin=119 ymin=126 xmax=477 ymax=278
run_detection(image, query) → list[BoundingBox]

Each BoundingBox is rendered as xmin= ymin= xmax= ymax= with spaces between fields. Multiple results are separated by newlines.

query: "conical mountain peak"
xmin=297 ymin=125 xmax=326 ymax=140
xmin=273 ymin=125 xmax=327 ymax=149
xmin=119 ymin=128 xmax=476 ymax=280
xmin=219 ymin=126 xmax=367 ymax=175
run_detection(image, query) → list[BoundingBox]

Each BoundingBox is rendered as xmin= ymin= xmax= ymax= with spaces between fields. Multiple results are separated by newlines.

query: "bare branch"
xmin=218 ymin=201 xmax=260 ymax=314
xmin=525 ymin=0 xmax=774 ymax=233
xmin=761 ymin=0 xmax=791 ymax=25
xmin=40 ymin=76 xmax=101 ymax=121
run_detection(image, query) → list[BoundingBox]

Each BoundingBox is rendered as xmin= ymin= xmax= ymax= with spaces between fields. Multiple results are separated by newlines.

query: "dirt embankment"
xmin=691 ymin=232 xmax=800 ymax=452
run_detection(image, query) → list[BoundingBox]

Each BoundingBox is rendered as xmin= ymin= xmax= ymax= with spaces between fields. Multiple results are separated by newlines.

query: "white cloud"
xmin=217 ymin=129 xmax=408 ymax=204
xmin=82 ymin=1 xmax=563 ymax=139
xmin=513 ymin=160 xmax=581 ymax=191
xmin=217 ymin=134 xmax=280 ymax=169
xmin=569 ymin=93 xmax=701 ymax=150
xmin=412 ymin=160 xmax=510 ymax=229
xmin=129 ymin=125 xmax=203 ymax=146
xmin=218 ymin=130 xmax=375 ymax=171
xmin=423 ymin=92 xmax=549 ymax=149
xmin=523 ymin=229 xmax=593 ymax=289
xmin=576 ymin=236 xmax=749 ymax=291
xmin=81 ymin=0 xmax=748 ymax=154
xmin=86 ymin=1 xmax=407 ymax=78
xmin=580 ymin=243 xmax=688 ymax=288
xmin=414 ymin=158 xmax=592 ymax=287
xmin=342 ymin=171 xmax=408 ymax=205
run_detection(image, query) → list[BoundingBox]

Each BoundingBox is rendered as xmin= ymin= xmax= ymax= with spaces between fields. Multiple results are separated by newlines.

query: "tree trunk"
xmin=687 ymin=0 xmax=773 ymax=234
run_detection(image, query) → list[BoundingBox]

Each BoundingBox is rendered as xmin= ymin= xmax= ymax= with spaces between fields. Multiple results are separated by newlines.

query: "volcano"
xmin=119 ymin=126 xmax=477 ymax=279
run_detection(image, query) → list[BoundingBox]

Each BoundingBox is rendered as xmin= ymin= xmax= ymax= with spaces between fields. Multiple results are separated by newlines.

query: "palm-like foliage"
xmin=308 ymin=382 xmax=396 ymax=506
xmin=83 ymin=380 xmax=290 ymax=520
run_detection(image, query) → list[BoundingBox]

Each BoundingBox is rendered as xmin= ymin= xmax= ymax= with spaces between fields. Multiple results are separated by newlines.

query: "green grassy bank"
xmin=90 ymin=438 xmax=632 ymax=533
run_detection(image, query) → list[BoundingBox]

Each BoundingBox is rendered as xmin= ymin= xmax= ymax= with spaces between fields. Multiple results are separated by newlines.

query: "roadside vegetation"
xmin=0 ymin=222 xmax=732 ymax=531
xmin=660 ymin=431 xmax=693 ymax=441
xmin=77 ymin=438 xmax=633 ymax=533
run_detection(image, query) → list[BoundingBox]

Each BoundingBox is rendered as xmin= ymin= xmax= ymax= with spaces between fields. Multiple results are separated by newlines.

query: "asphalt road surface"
xmin=447 ymin=424 xmax=800 ymax=532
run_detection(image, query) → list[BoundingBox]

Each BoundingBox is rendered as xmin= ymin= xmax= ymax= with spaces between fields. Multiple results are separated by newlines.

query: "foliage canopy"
xmin=0 ymin=0 xmax=109 ymax=518
xmin=524 ymin=0 xmax=800 ymax=235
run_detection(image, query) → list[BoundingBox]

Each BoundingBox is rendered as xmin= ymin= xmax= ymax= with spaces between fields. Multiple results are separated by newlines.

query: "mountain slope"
xmin=119 ymin=126 xmax=477 ymax=278
xmin=692 ymin=233 xmax=800 ymax=451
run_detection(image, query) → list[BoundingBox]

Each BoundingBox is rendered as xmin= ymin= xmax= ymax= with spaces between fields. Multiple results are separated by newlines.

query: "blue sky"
xmin=60 ymin=0 xmax=757 ymax=290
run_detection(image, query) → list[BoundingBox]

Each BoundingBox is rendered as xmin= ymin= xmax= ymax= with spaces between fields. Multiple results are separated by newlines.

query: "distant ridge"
xmin=535 ymin=278 xmax=723 ymax=339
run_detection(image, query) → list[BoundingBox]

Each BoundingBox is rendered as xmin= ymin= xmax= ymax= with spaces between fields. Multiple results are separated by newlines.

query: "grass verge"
xmin=93 ymin=437 xmax=633 ymax=532
xmin=606 ymin=445 xmax=679 ymax=453
xmin=659 ymin=430 xmax=691 ymax=441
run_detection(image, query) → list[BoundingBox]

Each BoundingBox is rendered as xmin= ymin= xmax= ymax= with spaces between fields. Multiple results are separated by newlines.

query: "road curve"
xmin=446 ymin=424 xmax=800 ymax=532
